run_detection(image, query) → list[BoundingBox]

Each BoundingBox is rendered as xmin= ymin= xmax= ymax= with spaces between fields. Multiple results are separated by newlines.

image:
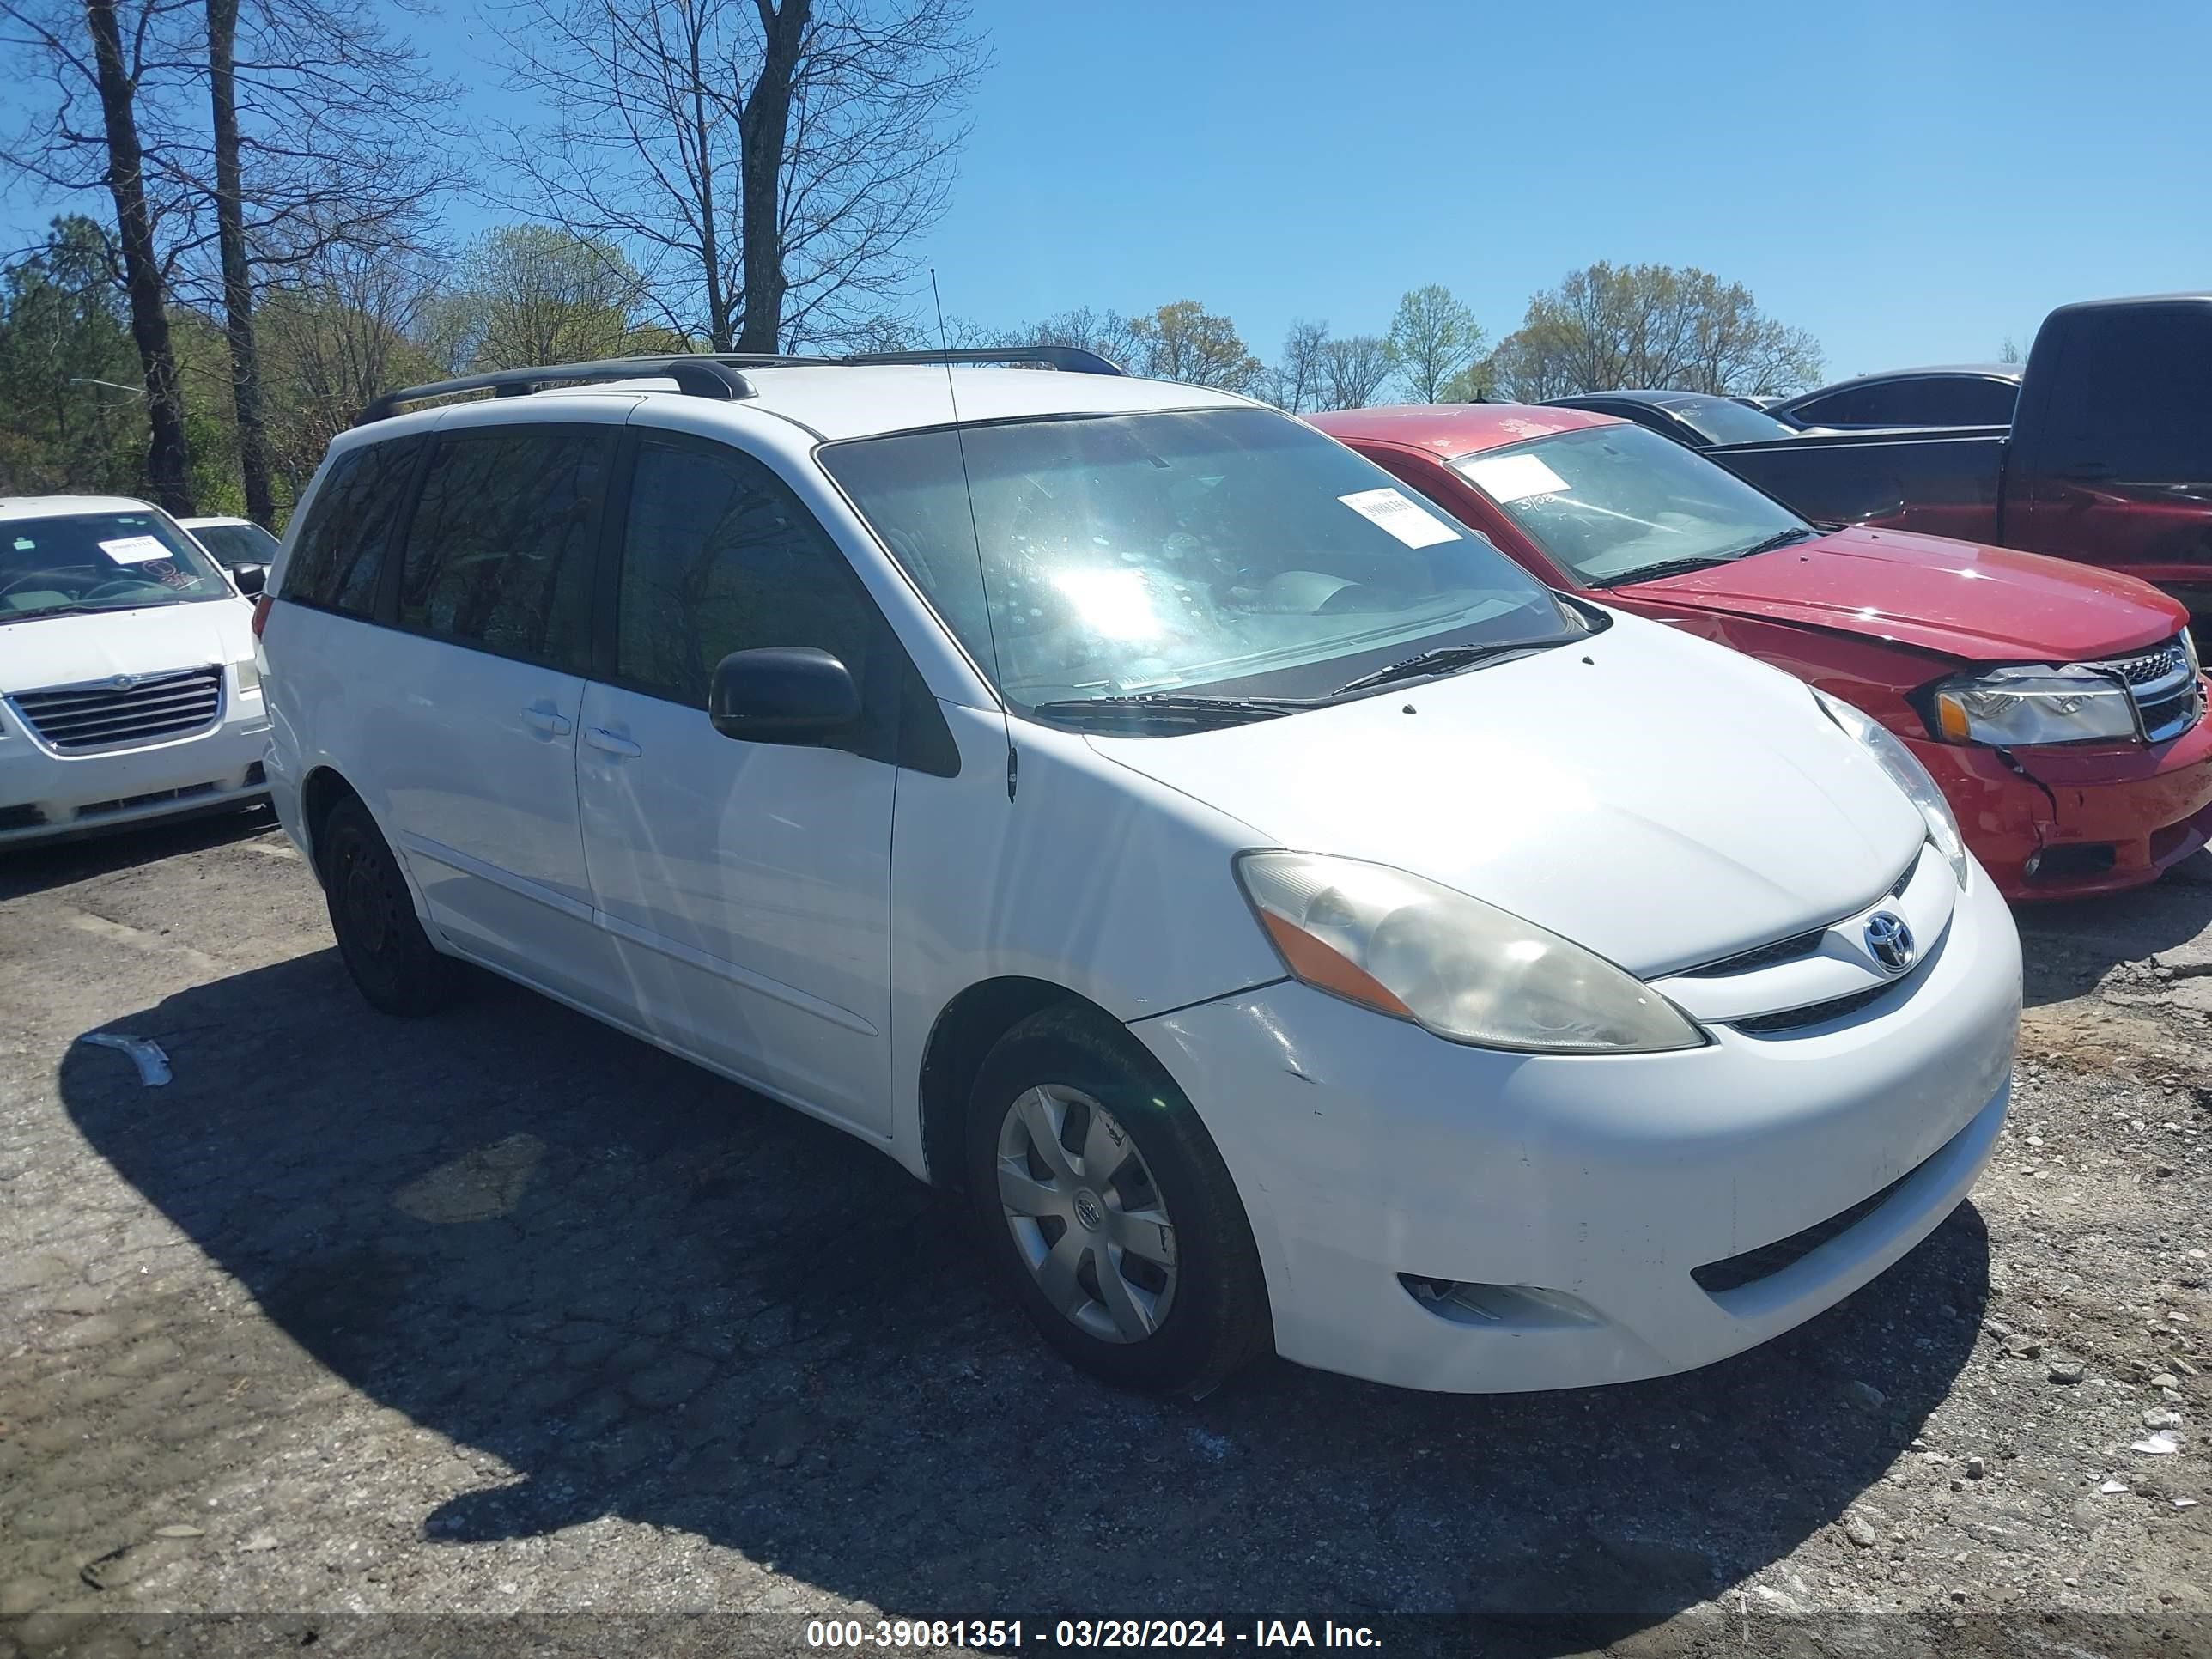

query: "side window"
xmin=2049 ymin=307 xmax=2212 ymax=473
xmin=398 ymin=425 xmax=608 ymax=672
xmin=1793 ymin=386 xmax=1886 ymax=426
xmin=281 ymin=436 xmax=420 ymax=616
xmin=613 ymin=435 xmax=879 ymax=709
xmin=1917 ymin=378 xmax=2018 ymax=426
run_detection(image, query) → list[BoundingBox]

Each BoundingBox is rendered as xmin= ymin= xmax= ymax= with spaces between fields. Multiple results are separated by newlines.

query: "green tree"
xmin=1483 ymin=262 xmax=1822 ymax=401
xmin=1131 ymin=300 xmax=1263 ymax=394
xmin=0 ymin=216 xmax=146 ymax=495
xmin=442 ymin=225 xmax=649 ymax=370
xmin=1386 ymin=284 xmax=1485 ymax=403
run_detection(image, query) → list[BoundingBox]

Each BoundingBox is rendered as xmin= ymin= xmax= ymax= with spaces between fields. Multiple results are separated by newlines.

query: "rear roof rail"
xmin=356 ymin=344 xmax=1124 ymax=426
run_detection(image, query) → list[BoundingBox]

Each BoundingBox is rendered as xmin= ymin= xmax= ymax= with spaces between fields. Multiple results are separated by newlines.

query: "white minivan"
xmin=2 ymin=495 xmax=270 ymax=846
xmin=258 ymin=352 xmax=2021 ymax=1396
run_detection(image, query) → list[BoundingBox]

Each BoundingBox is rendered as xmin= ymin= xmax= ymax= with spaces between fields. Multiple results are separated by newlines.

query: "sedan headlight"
xmin=1928 ymin=664 xmax=2136 ymax=747
xmin=1234 ymin=851 xmax=1705 ymax=1054
xmin=1814 ymin=689 xmax=1969 ymax=888
xmin=234 ymin=657 xmax=261 ymax=696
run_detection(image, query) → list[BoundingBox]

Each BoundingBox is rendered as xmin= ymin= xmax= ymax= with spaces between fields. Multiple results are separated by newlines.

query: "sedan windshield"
xmin=186 ymin=520 xmax=280 ymax=570
xmin=0 ymin=511 xmax=234 ymax=619
xmin=1451 ymin=423 xmax=1813 ymax=586
xmin=820 ymin=407 xmax=1574 ymax=714
xmin=1669 ymin=398 xmax=1800 ymax=447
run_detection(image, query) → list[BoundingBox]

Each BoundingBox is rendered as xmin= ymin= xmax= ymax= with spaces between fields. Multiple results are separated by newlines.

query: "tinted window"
xmin=2049 ymin=307 xmax=2212 ymax=474
xmin=399 ymin=427 xmax=608 ymax=671
xmin=1796 ymin=378 xmax=2016 ymax=428
xmin=615 ymin=435 xmax=878 ymax=708
xmin=283 ymin=437 xmax=421 ymax=616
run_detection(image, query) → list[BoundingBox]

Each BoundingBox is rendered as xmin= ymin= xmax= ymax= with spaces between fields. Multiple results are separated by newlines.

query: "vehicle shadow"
xmin=2014 ymin=853 xmax=2212 ymax=1008
xmin=0 ymin=803 xmax=276 ymax=902
xmin=59 ymin=951 xmax=1990 ymax=1650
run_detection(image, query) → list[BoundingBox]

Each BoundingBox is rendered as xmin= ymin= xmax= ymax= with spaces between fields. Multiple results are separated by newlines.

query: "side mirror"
xmin=231 ymin=562 xmax=269 ymax=597
xmin=708 ymin=647 xmax=860 ymax=743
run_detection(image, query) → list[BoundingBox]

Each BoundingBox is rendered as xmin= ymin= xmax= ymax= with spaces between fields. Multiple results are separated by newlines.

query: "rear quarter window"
xmin=282 ymin=436 xmax=422 ymax=616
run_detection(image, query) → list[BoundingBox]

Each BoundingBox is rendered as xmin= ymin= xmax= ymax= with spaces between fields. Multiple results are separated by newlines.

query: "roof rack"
xmin=356 ymin=344 xmax=1125 ymax=426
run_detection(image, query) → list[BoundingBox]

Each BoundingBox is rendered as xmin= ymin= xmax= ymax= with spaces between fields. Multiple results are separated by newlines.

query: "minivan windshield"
xmin=1451 ymin=423 xmax=1814 ymax=586
xmin=820 ymin=407 xmax=1575 ymax=715
xmin=0 ymin=511 xmax=234 ymax=621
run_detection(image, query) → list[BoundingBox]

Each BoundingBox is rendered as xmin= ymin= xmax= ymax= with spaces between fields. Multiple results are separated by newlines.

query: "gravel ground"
xmin=2 ymin=810 xmax=2209 ymax=1657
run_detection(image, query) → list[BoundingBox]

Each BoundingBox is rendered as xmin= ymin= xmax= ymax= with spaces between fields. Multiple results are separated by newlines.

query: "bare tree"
xmin=1320 ymin=333 xmax=1392 ymax=410
xmin=486 ymin=0 xmax=985 ymax=353
xmin=2 ymin=0 xmax=198 ymax=509
xmin=1262 ymin=316 xmax=1328 ymax=412
xmin=195 ymin=0 xmax=459 ymax=521
xmin=1026 ymin=305 xmax=1146 ymax=370
xmin=1386 ymin=283 xmax=1483 ymax=404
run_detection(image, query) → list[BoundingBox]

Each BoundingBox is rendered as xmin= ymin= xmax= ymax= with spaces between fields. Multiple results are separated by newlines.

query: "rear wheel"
xmin=318 ymin=794 xmax=460 ymax=1018
xmin=964 ymin=1005 xmax=1269 ymax=1395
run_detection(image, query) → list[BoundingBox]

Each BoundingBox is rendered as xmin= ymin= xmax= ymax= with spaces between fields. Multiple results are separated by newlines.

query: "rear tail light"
xmin=250 ymin=593 xmax=273 ymax=639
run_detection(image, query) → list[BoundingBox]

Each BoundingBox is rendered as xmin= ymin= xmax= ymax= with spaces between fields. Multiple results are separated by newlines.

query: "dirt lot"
xmin=2 ymin=810 xmax=2209 ymax=1657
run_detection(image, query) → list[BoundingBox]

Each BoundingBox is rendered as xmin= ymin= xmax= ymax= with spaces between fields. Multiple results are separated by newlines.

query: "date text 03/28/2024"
xmin=804 ymin=1620 xmax=1382 ymax=1650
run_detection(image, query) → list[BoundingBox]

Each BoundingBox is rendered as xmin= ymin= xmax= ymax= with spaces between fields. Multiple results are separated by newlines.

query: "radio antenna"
xmin=931 ymin=268 xmax=1017 ymax=802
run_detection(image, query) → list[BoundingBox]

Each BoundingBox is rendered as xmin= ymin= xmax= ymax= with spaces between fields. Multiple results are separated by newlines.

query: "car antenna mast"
xmin=932 ymin=269 xmax=1018 ymax=802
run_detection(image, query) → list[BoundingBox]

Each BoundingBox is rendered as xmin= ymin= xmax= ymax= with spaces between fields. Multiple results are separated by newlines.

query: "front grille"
xmin=1730 ymin=981 xmax=1899 ymax=1035
xmin=2086 ymin=635 xmax=2203 ymax=743
xmin=9 ymin=666 xmax=223 ymax=752
xmin=1681 ymin=928 xmax=1826 ymax=978
xmin=1692 ymin=1168 xmax=1916 ymax=1294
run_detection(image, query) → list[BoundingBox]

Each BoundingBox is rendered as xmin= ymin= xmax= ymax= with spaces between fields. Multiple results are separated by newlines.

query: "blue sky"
xmin=10 ymin=0 xmax=2209 ymax=382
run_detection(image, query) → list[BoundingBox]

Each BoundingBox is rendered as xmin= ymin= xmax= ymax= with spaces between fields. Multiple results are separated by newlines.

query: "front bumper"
xmin=0 ymin=681 xmax=270 ymax=848
xmin=1131 ymin=865 xmax=2021 ymax=1394
xmin=1913 ymin=708 xmax=2212 ymax=900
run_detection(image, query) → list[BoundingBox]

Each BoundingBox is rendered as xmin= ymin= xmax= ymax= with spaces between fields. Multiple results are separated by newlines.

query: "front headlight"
xmin=234 ymin=657 xmax=261 ymax=696
xmin=2185 ymin=627 xmax=2203 ymax=682
xmin=1928 ymin=664 xmax=2136 ymax=746
xmin=1233 ymin=851 xmax=1705 ymax=1054
xmin=1814 ymin=689 xmax=1969 ymax=888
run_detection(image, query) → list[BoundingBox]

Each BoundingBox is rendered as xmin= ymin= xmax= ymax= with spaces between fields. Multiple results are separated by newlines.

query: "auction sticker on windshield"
xmin=100 ymin=536 xmax=173 ymax=564
xmin=1337 ymin=486 xmax=1460 ymax=548
xmin=1459 ymin=453 xmax=1571 ymax=503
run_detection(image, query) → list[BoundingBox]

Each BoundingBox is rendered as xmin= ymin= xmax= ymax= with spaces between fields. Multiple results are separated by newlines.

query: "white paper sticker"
xmin=1337 ymin=487 xmax=1459 ymax=549
xmin=1460 ymin=453 xmax=1571 ymax=504
xmin=99 ymin=535 xmax=173 ymax=564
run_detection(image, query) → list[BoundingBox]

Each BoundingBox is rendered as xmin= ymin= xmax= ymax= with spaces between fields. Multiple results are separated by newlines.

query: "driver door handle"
xmin=583 ymin=726 xmax=642 ymax=757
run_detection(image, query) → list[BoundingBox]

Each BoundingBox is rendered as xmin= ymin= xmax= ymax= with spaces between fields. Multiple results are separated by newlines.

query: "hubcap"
xmin=340 ymin=839 xmax=402 ymax=959
xmin=995 ymin=1084 xmax=1178 ymax=1344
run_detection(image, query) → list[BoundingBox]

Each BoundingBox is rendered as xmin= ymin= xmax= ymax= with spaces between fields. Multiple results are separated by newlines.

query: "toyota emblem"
xmin=1864 ymin=911 xmax=1917 ymax=974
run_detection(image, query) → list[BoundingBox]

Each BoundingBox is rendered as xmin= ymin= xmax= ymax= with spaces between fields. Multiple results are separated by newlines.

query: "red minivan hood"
xmin=1618 ymin=526 xmax=2186 ymax=662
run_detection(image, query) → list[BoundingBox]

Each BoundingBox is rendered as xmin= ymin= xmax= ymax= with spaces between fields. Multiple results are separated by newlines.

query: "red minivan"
xmin=1312 ymin=404 xmax=2212 ymax=902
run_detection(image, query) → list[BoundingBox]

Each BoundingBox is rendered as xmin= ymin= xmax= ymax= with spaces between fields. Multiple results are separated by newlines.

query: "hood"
xmin=1087 ymin=613 xmax=1927 ymax=978
xmin=1620 ymin=526 xmax=2187 ymax=662
xmin=0 ymin=599 xmax=253 ymax=695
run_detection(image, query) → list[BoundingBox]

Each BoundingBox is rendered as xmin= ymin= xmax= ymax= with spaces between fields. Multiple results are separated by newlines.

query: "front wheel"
xmin=963 ymin=1005 xmax=1270 ymax=1395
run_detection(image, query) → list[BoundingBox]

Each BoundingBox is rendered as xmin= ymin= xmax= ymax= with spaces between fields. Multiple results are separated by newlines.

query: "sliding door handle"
xmin=522 ymin=708 xmax=573 ymax=737
xmin=583 ymin=726 xmax=642 ymax=757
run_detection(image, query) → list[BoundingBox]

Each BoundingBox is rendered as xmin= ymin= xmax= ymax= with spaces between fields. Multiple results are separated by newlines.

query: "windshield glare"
xmin=821 ymin=408 xmax=1572 ymax=708
xmin=187 ymin=521 xmax=279 ymax=569
xmin=1 ymin=511 xmax=234 ymax=618
xmin=1451 ymin=424 xmax=1809 ymax=586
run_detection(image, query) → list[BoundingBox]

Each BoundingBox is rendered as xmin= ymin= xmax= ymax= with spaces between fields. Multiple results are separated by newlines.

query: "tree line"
xmin=0 ymin=0 xmax=1825 ymax=524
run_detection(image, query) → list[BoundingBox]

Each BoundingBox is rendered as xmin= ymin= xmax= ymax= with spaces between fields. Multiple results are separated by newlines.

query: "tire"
xmin=317 ymin=794 xmax=462 ymax=1018
xmin=963 ymin=1003 xmax=1270 ymax=1396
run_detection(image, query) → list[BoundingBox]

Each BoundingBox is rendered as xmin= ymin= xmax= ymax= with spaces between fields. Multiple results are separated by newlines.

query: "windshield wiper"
xmin=1728 ymin=526 xmax=1822 ymax=558
xmin=1029 ymin=692 xmax=1320 ymax=729
xmin=0 ymin=601 xmax=98 ymax=622
xmin=1332 ymin=638 xmax=1561 ymax=696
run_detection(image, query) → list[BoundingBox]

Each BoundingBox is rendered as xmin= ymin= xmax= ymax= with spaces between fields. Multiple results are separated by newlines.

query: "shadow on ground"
xmin=0 ymin=805 xmax=276 ymax=902
xmin=2016 ymin=854 xmax=2212 ymax=1008
xmin=59 ymin=951 xmax=1990 ymax=1650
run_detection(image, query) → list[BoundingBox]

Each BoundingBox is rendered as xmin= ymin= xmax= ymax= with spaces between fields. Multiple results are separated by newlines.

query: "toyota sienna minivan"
xmin=257 ymin=350 xmax=2022 ymax=1396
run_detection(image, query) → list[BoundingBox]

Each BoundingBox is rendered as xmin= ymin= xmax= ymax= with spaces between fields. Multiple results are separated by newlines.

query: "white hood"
xmin=1087 ymin=612 xmax=1927 ymax=978
xmin=0 ymin=599 xmax=253 ymax=696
